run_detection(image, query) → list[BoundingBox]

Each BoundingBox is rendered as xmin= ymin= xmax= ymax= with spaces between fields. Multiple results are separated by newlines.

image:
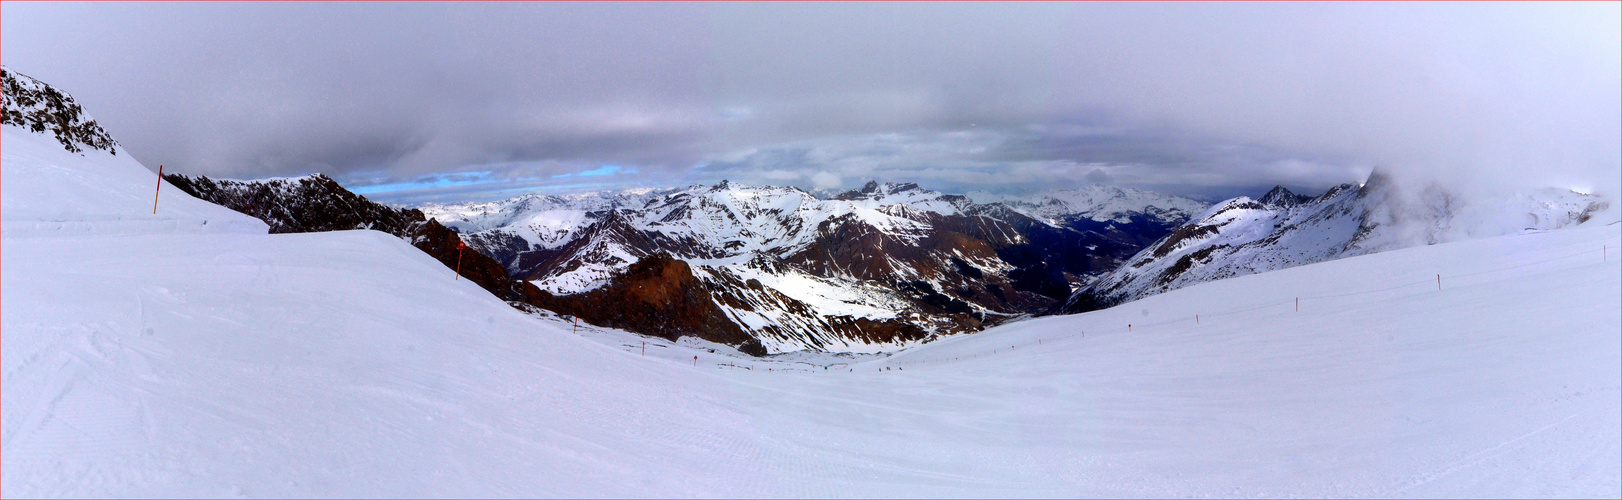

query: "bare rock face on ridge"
xmin=1 ymin=67 xmax=119 ymax=155
xmin=524 ymin=255 xmax=767 ymax=355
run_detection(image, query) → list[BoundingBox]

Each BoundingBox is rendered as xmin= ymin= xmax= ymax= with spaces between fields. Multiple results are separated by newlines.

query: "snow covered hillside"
xmin=0 ymin=125 xmax=266 ymax=238
xmin=5 ymin=115 xmax=1619 ymax=496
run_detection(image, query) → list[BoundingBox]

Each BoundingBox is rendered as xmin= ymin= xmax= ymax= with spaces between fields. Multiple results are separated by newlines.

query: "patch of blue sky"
xmin=351 ymin=165 xmax=653 ymax=205
xmin=552 ymin=165 xmax=637 ymax=178
xmin=350 ymin=171 xmax=504 ymax=195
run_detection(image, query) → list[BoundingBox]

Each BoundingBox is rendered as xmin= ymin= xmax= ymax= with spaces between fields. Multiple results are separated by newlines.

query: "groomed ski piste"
xmin=4 ymin=124 xmax=1619 ymax=497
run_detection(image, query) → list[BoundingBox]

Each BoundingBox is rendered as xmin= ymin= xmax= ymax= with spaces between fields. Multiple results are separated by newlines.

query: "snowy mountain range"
xmin=1064 ymin=173 xmax=1611 ymax=312
xmin=5 ymin=67 xmax=1617 ymax=497
xmin=13 ymin=64 xmax=1605 ymax=359
xmin=421 ymin=181 xmax=1208 ymax=353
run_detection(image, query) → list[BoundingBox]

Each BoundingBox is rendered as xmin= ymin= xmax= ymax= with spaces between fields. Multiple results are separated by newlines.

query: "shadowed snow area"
xmin=3 ymin=123 xmax=1619 ymax=497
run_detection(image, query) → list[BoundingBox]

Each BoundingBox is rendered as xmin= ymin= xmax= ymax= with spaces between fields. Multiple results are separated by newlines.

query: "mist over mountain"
xmin=1064 ymin=173 xmax=1613 ymax=312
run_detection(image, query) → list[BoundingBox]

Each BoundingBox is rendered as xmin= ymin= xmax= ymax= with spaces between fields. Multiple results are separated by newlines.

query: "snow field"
xmin=11 ymin=220 xmax=1608 ymax=497
xmin=0 ymin=127 xmax=267 ymax=237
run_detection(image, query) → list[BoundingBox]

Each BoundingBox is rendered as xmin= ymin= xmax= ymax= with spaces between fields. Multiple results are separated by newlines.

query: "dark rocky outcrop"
xmin=408 ymin=218 xmax=543 ymax=304
xmin=525 ymin=255 xmax=762 ymax=354
xmin=163 ymin=174 xmax=423 ymax=235
xmin=2 ymin=67 xmax=119 ymax=154
xmin=1258 ymin=185 xmax=1311 ymax=208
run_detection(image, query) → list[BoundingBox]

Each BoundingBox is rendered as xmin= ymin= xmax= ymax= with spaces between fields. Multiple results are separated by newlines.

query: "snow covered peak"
xmin=827 ymin=181 xmax=971 ymax=215
xmin=833 ymin=180 xmax=921 ymax=199
xmin=988 ymin=185 xmax=1209 ymax=225
xmin=1258 ymin=185 xmax=1310 ymax=208
xmin=418 ymin=187 xmax=676 ymax=234
xmin=832 ymin=180 xmax=929 ymax=200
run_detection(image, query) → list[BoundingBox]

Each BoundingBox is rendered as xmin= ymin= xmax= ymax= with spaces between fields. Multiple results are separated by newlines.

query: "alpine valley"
xmin=159 ymin=164 xmax=1608 ymax=357
xmin=172 ymin=168 xmax=1210 ymax=354
xmin=158 ymin=148 xmax=1609 ymax=356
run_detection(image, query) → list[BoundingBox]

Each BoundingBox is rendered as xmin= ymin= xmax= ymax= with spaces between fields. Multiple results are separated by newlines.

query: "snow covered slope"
xmin=1067 ymin=174 xmax=1611 ymax=311
xmin=0 ymin=126 xmax=266 ymax=237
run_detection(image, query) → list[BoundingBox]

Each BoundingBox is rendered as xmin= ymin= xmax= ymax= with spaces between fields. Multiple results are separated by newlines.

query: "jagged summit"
xmin=1258 ymin=185 xmax=1310 ymax=207
xmin=833 ymin=180 xmax=923 ymax=201
xmin=1360 ymin=168 xmax=1396 ymax=195
xmin=985 ymin=184 xmax=1209 ymax=225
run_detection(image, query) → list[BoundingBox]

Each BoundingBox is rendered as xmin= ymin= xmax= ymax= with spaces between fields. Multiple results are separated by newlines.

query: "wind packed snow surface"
xmin=5 ymin=124 xmax=1619 ymax=497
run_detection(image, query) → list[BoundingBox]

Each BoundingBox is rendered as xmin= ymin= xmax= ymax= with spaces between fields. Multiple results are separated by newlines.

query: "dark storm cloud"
xmin=3 ymin=2 xmax=1616 ymax=204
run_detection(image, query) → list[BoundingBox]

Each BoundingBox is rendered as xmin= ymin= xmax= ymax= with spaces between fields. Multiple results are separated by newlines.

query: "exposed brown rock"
xmin=525 ymin=254 xmax=761 ymax=354
xmin=408 ymin=219 xmax=542 ymax=304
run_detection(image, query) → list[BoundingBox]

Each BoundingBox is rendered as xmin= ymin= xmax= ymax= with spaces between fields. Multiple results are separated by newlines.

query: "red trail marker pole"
xmin=152 ymin=165 xmax=163 ymax=214
xmin=455 ymin=240 xmax=466 ymax=280
xmin=1436 ymin=274 xmax=1441 ymax=291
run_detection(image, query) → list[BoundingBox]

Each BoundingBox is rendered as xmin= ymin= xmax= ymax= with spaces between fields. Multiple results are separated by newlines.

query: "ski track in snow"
xmin=4 ymin=124 xmax=1620 ymax=497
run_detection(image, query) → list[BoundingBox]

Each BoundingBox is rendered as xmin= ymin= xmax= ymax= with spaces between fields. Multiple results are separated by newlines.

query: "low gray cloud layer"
xmin=4 ymin=2 xmax=1616 ymax=204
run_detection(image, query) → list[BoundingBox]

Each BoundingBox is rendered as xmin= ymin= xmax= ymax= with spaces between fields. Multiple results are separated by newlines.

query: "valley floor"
xmin=3 ymin=220 xmax=1619 ymax=497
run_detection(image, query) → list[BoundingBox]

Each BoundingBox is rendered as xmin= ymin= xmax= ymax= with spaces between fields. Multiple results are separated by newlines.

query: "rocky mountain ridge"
xmin=1062 ymin=172 xmax=1611 ymax=312
xmin=424 ymin=180 xmax=1208 ymax=353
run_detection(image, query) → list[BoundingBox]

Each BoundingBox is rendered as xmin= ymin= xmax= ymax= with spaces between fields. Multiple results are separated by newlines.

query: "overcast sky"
xmin=4 ymin=2 xmax=1617 ymax=204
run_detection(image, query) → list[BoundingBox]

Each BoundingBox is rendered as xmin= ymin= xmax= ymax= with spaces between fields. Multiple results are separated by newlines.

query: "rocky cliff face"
xmin=408 ymin=218 xmax=543 ymax=304
xmin=2 ymin=67 xmax=119 ymax=155
xmin=524 ymin=255 xmax=767 ymax=354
